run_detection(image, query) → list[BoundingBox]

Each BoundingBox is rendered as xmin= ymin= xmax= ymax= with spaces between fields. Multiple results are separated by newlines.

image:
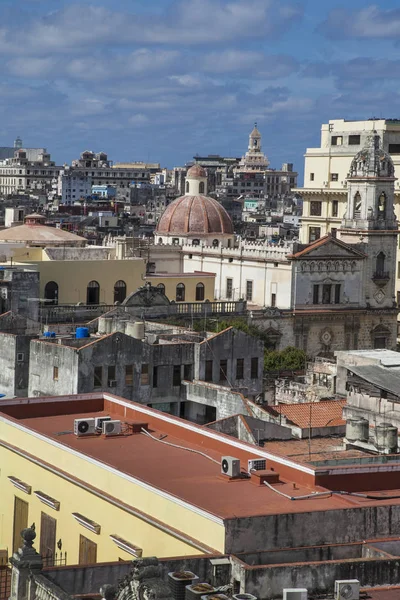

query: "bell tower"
xmin=338 ymin=132 xmax=398 ymax=312
xmin=248 ymin=123 xmax=262 ymax=152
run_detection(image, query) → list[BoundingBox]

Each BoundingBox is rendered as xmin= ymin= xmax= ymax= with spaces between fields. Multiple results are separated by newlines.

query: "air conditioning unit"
xmin=248 ymin=458 xmax=266 ymax=472
xmin=335 ymin=580 xmax=360 ymax=600
xmin=108 ymin=380 xmax=117 ymax=388
xmin=221 ymin=456 xmax=240 ymax=478
xmin=102 ymin=420 xmax=122 ymax=436
xmin=283 ymin=590 xmax=307 ymax=600
xmin=74 ymin=418 xmax=96 ymax=436
xmin=95 ymin=416 xmax=111 ymax=430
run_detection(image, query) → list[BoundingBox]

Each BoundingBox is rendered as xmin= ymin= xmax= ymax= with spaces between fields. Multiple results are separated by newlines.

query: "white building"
xmin=58 ymin=166 xmax=92 ymax=205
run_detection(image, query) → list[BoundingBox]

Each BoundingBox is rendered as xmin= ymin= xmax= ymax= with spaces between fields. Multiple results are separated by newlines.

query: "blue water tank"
xmin=76 ymin=327 xmax=89 ymax=339
xmin=43 ymin=331 xmax=52 ymax=338
xmin=50 ymin=332 xmax=56 ymax=338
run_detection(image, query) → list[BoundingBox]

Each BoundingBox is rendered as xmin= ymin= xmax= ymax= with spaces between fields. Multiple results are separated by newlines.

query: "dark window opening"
xmin=44 ymin=281 xmax=59 ymax=306
xmin=251 ymin=357 xmax=259 ymax=379
xmin=322 ymin=284 xmax=332 ymax=304
xmin=219 ymin=359 xmax=228 ymax=381
xmin=141 ymin=364 xmax=149 ymax=385
xmin=271 ymin=293 xmax=276 ymax=307
xmin=176 ymin=283 xmax=185 ymax=302
xmin=310 ymin=173 xmax=315 ymax=181
xmin=313 ymin=284 xmax=319 ymax=305
xmin=236 ymin=358 xmax=244 ymax=380
xmin=309 ymin=227 xmax=321 ymax=243
xmin=389 ymin=144 xmax=400 ymax=154
xmin=349 ymin=135 xmax=361 ymax=145
xmin=173 ymin=365 xmax=181 ymax=387
xmin=195 ymin=282 xmax=205 ymax=301
xmin=114 ymin=280 xmax=126 ymax=303
xmin=353 ymin=191 xmax=362 ymax=218
xmin=205 ymin=360 xmax=213 ymax=382
xmin=331 ymin=136 xmax=343 ymax=146
xmin=153 ymin=366 xmax=158 ymax=388
xmin=183 ymin=364 xmax=192 ymax=381
xmin=108 ymin=365 xmax=116 ymax=385
xmin=376 ymin=251 xmax=386 ymax=275
xmin=87 ymin=280 xmax=100 ymax=305
xmin=93 ymin=366 xmax=102 ymax=388
xmin=332 ymin=200 xmax=338 ymax=217
xmin=334 ymin=284 xmax=341 ymax=304
xmin=310 ymin=201 xmax=322 ymax=216
xmin=331 ymin=173 xmax=339 ymax=182
xmin=125 ymin=365 xmax=133 ymax=385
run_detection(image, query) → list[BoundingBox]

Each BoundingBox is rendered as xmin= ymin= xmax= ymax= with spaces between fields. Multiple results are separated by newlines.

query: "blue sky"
xmin=2 ymin=0 xmax=400 ymax=181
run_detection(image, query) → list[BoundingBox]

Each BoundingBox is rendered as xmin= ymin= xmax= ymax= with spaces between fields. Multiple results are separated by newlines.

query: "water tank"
xmin=98 ymin=317 xmax=112 ymax=335
xmin=346 ymin=418 xmax=369 ymax=442
xmin=50 ymin=332 xmax=56 ymax=338
xmin=375 ymin=423 xmax=398 ymax=454
xmin=43 ymin=331 xmax=52 ymax=338
xmin=76 ymin=327 xmax=90 ymax=339
xmin=132 ymin=321 xmax=145 ymax=340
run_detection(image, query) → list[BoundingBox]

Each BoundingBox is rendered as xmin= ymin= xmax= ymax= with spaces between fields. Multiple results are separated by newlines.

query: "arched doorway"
xmin=44 ymin=281 xmax=59 ymax=306
xmin=87 ymin=281 xmax=100 ymax=305
xmin=114 ymin=280 xmax=127 ymax=304
xmin=195 ymin=282 xmax=205 ymax=301
xmin=176 ymin=283 xmax=185 ymax=302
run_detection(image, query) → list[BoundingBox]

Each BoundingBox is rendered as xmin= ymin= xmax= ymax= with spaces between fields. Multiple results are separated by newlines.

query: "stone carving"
xmin=114 ymin=558 xmax=174 ymax=600
xmin=123 ymin=283 xmax=171 ymax=308
xmin=263 ymin=307 xmax=281 ymax=317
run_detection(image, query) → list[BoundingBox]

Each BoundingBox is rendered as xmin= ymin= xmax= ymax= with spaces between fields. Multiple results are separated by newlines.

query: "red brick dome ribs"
xmin=186 ymin=165 xmax=207 ymax=179
xmin=156 ymin=195 xmax=234 ymax=235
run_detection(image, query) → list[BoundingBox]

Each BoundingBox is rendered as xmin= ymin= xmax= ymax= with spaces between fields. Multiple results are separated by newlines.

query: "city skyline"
xmin=1 ymin=0 xmax=400 ymax=179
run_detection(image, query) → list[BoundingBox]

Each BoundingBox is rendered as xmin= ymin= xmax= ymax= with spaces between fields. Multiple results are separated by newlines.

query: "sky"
xmin=2 ymin=0 xmax=400 ymax=182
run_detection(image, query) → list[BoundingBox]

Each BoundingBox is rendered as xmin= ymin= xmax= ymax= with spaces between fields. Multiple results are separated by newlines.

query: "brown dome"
xmin=156 ymin=195 xmax=233 ymax=235
xmin=186 ymin=164 xmax=207 ymax=179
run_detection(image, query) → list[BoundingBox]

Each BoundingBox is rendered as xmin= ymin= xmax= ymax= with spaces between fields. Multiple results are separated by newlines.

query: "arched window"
xmin=192 ymin=239 xmax=200 ymax=246
xmin=212 ymin=239 xmax=219 ymax=247
xmin=44 ymin=281 xmax=58 ymax=306
xmin=378 ymin=192 xmax=386 ymax=219
xmin=353 ymin=192 xmax=362 ymax=218
xmin=186 ymin=181 xmax=189 ymax=193
xmin=114 ymin=280 xmax=126 ymax=304
xmin=176 ymin=283 xmax=185 ymax=302
xmin=376 ymin=252 xmax=385 ymax=276
xmin=87 ymin=280 xmax=100 ymax=305
xmin=195 ymin=282 xmax=205 ymax=301
xmin=158 ymin=238 xmax=163 ymax=245
xmin=157 ymin=283 xmax=165 ymax=294
xmin=199 ymin=181 xmax=205 ymax=194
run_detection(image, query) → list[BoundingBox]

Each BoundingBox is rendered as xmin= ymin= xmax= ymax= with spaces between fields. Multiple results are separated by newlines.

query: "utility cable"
xmin=141 ymin=427 xmax=220 ymax=465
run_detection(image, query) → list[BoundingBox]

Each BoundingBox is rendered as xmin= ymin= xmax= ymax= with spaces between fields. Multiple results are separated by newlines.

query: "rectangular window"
xmin=205 ymin=360 xmax=213 ymax=382
xmin=310 ymin=201 xmax=322 ymax=216
xmin=125 ymin=365 xmax=133 ymax=385
xmin=389 ymin=144 xmax=400 ymax=154
xmin=331 ymin=136 xmax=343 ymax=146
xmin=310 ymin=173 xmax=315 ymax=181
xmin=107 ymin=365 xmax=116 ymax=385
xmin=219 ymin=359 xmax=227 ymax=381
xmin=173 ymin=365 xmax=181 ymax=387
xmin=322 ymin=284 xmax=332 ymax=304
xmin=332 ymin=200 xmax=338 ymax=217
xmin=53 ymin=366 xmax=58 ymax=381
xmin=183 ymin=364 xmax=192 ymax=381
xmin=236 ymin=358 xmax=244 ymax=380
xmin=313 ymin=284 xmax=319 ymax=305
xmin=17 ymin=352 xmax=24 ymax=362
xmin=226 ymin=278 xmax=233 ymax=299
xmin=349 ymin=134 xmax=361 ymax=145
xmin=93 ymin=366 xmax=102 ymax=388
xmin=246 ymin=280 xmax=253 ymax=301
xmin=271 ymin=293 xmax=276 ymax=307
xmin=141 ymin=364 xmax=149 ymax=385
xmin=152 ymin=366 xmax=158 ymax=388
xmin=330 ymin=173 xmax=339 ymax=181
xmin=251 ymin=357 xmax=259 ymax=379
xmin=309 ymin=227 xmax=321 ymax=243
xmin=334 ymin=284 xmax=341 ymax=304
xmin=331 ymin=228 xmax=337 ymax=238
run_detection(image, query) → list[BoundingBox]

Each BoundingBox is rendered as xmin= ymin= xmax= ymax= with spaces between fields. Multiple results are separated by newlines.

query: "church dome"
xmin=155 ymin=195 xmax=234 ymax=236
xmin=186 ymin=164 xmax=207 ymax=179
xmin=349 ymin=133 xmax=395 ymax=179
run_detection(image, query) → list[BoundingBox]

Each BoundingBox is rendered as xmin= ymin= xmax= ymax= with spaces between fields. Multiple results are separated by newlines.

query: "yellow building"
xmin=0 ymin=392 xmax=284 ymax=564
xmin=3 ymin=247 xmax=215 ymax=305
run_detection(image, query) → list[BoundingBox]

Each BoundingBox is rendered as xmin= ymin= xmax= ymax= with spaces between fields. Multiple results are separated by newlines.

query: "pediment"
xmin=292 ymin=236 xmax=366 ymax=260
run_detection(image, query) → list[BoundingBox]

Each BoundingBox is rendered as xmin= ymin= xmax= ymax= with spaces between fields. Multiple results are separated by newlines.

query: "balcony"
xmin=372 ymin=271 xmax=390 ymax=286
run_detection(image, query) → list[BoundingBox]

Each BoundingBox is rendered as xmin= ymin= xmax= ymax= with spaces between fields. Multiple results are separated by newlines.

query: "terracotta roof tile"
xmin=267 ymin=399 xmax=346 ymax=429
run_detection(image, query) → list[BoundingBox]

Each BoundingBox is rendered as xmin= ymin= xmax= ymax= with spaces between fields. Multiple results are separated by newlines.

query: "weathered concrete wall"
xmin=15 ymin=335 xmax=34 ymax=396
xmin=183 ymin=381 xmax=249 ymax=421
xmin=29 ymin=339 xmax=79 ymax=397
xmin=224 ymin=505 xmax=400 ymax=554
xmin=234 ymin=556 xmax=400 ymax=599
xmin=195 ymin=328 xmax=264 ymax=395
xmin=0 ymin=333 xmax=17 ymax=397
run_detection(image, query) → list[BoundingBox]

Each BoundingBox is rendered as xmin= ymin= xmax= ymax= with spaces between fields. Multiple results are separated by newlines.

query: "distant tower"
xmin=248 ymin=122 xmax=262 ymax=151
xmin=14 ymin=136 xmax=22 ymax=149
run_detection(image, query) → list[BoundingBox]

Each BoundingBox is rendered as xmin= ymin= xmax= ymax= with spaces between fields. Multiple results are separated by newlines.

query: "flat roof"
xmin=3 ymin=395 xmax=400 ymax=519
